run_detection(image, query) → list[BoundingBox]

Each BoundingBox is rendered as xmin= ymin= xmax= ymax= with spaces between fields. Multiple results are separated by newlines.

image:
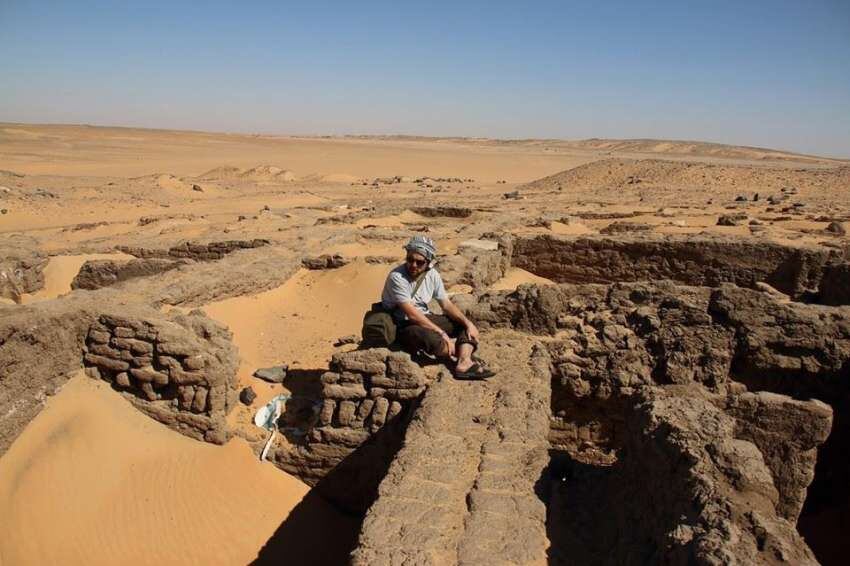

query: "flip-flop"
xmin=454 ymin=362 xmax=496 ymax=380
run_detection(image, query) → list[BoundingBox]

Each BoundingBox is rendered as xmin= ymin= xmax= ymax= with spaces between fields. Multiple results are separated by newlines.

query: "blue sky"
xmin=1 ymin=1 xmax=849 ymax=156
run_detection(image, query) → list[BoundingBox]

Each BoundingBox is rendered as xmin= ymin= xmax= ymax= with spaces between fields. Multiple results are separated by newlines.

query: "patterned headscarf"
xmin=404 ymin=235 xmax=437 ymax=261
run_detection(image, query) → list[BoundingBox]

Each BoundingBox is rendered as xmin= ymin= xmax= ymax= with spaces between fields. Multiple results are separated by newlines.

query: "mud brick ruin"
xmin=83 ymin=309 xmax=239 ymax=443
xmin=2 ymin=226 xmax=850 ymax=565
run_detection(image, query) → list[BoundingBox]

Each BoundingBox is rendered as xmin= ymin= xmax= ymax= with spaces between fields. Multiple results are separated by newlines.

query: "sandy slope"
xmin=20 ymin=253 xmax=133 ymax=303
xmin=0 ymin=374 xmax=354 ymax=566
xmin=202 ymin=260 xmax=390 ymax=377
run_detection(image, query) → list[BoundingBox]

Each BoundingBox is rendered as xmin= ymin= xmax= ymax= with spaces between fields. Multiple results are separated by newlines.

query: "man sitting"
xmin=380 ymin=235 xmax=495 ymax=380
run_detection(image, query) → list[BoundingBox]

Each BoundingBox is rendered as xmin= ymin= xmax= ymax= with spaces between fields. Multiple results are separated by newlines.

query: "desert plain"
xmin=1 ymin=123 xmax=849 ymax=565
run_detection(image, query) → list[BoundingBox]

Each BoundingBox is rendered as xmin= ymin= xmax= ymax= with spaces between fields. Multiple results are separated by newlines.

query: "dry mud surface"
xmin=1 ymin=124 xmax=849 ymax=565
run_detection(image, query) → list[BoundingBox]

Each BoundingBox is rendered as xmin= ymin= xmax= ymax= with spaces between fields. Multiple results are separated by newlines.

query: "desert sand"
xmin=0 ymin=373 xmax=355 ymax=566
xmin=1 ymin=123 xmax=849 ymax=565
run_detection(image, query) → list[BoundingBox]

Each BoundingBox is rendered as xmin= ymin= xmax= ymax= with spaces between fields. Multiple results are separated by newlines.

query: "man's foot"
xmin=454 ymin=362 xmax=496 ymax=380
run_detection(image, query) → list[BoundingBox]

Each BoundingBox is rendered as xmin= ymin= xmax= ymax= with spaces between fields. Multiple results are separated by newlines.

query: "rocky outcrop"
xmin=71 ymin=258 xmax=184 ymax=290
xmin=509 ymin=234 xmax=841 ymax=299
xmin=82 ymin=309 xmax=239 ymax=443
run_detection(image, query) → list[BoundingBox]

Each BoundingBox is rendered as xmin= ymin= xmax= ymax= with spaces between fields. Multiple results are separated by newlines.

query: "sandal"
xmin=454 ymin=362 xmax=496 ymax=381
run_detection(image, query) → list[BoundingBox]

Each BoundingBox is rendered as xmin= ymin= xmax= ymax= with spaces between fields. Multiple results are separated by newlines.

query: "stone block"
xmin=208 ymin=386 xmax=225 ymax=413
xmin=112 ymin=337 xmax=153 ymax=354
xmin=322 ymin=383 xmax=368 ymax=400
xmin=178 ymin=386 xmax=195 ymax=410
xmin=320 ymin=371 xmax=340 ymax=385
xmin=88 ymin=329 xmax=110 ymax=344
xmin=337 ymin=400 xmax=357 ymax=426
xmin=370 ymin=397 xmax=390 ymax=428
xmin=140 ymin=382 xmax=157 ymax=401
xmin=88 ymin=343 xmax=123 ymax=359
xmin=320 ymin=400 xmax=336 ymax=426
xmin=170 ymin=366 xmax=206 ymax=385
xmin=318 ymin=427 xmax=370 ymax=447
xmin=114 ymin=326 xmax=136 ymax=338
xmin=130 ymin=367 xmax=169 ymax=385
xmin=84 ymin=353 xmax=130 ymax=372
xmin=388 ymin=400 xmax=403 ymax=420
xmin=157 ymin=355 xmax=182 ymax=370
xmin=115 ymin=372 xmax=131 ymax=387
xmin=339 ymin=371 xmax=364 ymax=385
xmin=356 ymin=399 xmax=375 ymax=425
xmin=184 ymin=355 xmax=207 ymax=370
xmin=131 ymin=356 xmax=153 ymax=369
xmin=192 ymin=387 xmax=209 ymax=413
xmin=384 ymin=387 xmax=425 ymax=401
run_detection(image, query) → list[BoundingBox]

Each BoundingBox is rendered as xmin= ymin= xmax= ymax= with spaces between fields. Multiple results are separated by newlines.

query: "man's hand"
xmin=440 ymin=331 xmax=455 ymax=358
xmin=465 ymin=321 xmax=480 ymax=343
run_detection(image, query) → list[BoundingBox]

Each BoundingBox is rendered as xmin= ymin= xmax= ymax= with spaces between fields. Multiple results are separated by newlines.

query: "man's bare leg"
xmin=455 ymin=342 xmax=475 ymax=373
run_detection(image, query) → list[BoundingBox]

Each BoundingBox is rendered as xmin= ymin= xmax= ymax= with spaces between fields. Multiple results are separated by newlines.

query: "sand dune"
xmin=202 ymin=261 xmax=390 ymax=381
xmin=0 ymin=374 xmax=348 ymax=566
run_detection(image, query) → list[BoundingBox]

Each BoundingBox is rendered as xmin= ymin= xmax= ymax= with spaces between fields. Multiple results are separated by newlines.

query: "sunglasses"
xmin=406 ymin=256 xmax=428 ymax=267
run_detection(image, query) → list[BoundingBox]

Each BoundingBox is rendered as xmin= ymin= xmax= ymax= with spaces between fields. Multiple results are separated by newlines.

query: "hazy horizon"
xmin=2 ymin=1 xmax=849 ymax=158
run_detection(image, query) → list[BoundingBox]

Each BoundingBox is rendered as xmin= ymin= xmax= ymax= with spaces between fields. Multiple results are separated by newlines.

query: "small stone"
xmin=239 ymin=386 xmax=257 ymax=405
xmin=334 ymin=334 xmax=360 ymax=347
xmin=717 ymin=213 xmax=747 ymax=226
xmin=192 ymin=184 xmax=203 ymax=192
xmin=825 ymin=221 xmax=847 ymax=235
xmin=254 ymin=365 xmax=288 ymax=383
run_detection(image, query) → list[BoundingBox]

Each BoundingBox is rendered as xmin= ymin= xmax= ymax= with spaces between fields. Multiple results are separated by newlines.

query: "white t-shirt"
xmin=381 ymin=265 xmax=448 ymax=321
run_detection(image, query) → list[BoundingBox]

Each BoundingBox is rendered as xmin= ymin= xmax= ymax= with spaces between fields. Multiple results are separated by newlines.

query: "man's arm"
xmin=398 ymin=302 xmax=454 ymax=354
xmin=398 ymin=302 xmax=447 ymax=334
xmin=439 ymin=297 xmax=480 ymax=342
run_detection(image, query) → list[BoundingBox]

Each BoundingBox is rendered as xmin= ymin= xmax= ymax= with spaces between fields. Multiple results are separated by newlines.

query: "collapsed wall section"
xmin=547 ymin=388 xmax=823 ymax=565
xmin=118 ymin=238 xmax=270 ymax=261
xmin=82 ymin=309 xmax=239 ymax=443
xmin=466 ymin=282 xmax=844 ymax=563
xmin=271 ymin=348 xmax=433 ymax=512
xmin=510 ymin=234 xmax=842 ymax=299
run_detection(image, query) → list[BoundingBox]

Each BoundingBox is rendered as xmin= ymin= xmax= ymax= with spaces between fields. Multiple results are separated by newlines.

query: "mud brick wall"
xmin=510 ymin=234 xmax=840 ymax=298
xmin=82 ymin=309 xmax=239 ymax=443
xmin=71 ymin=258 xmax=184 ymax=290
xmin=273 ymin=348 xmax=432 ymax=512
xmin=118 ymin=238 xmax=269 ymax=261
xmin=547 ymin=388 xmax=823 ymax=565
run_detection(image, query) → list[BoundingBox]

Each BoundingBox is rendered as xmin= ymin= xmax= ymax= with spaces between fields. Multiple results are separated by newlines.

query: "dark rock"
xmin=254 ymin=365 xmax=288 ymax=383
xmin=717 ymin=213 xmax=747 ymax=226
xmin=192 ymin=184 xmax=203 ymax=192
xmin=334 ymin=334 xmax=360 ymax=347
xmin=302 ymin=254 xmax=349 ymax=270
xmin=825 ymin=221 xmax=847 ymax=235
xmin=240 ymin=386 xmax=257 ymax=405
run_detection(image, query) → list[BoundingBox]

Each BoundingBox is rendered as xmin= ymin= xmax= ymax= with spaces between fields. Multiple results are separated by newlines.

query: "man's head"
xmin=403 ymin=235 xmax=436 ymax=278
